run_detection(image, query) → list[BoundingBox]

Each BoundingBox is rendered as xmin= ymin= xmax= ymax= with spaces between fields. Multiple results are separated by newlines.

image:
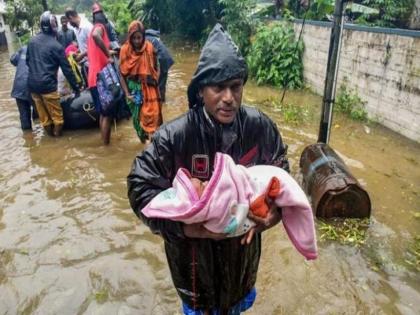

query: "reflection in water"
xmin=0 ymin=45 xmax=419 ymax=314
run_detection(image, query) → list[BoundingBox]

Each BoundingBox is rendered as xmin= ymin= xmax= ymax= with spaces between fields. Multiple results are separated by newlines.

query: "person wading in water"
xmin=120 ymin=21 xmax=162 ymax=144
xmin=27 ymin=11 xmax=80 ymax=137
xmin=87 ymin=2 xmax=116 ymax=145
xmin=127 ymin=24 xmax=289 ymax=314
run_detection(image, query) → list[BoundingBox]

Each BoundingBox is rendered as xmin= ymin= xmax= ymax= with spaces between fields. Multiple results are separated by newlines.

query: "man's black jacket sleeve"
xmin=10 ymin=48 xmax=22 ymax=67
xmin=260 ymin=111 xmax=289 ymax=172
xmin=127 ymin=129 xmax=185 ymax=242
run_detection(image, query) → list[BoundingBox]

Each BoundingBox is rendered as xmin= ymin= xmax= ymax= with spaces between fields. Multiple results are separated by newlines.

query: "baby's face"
xmin=191 ymin=178 xmax=208 ymax=197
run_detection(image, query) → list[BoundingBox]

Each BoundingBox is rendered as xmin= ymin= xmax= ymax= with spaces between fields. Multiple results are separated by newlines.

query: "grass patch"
xmin=94 ymin=289 xmax=109 ymax=304
xmin=318 ymin=218 xmax=370 ymax=246
xmin=277 ymin=102 xmax=311 ymax=125
xmin=405 ymin=235 xmax=420 ymax=272
xmin=335 ymin=85 xmax=368 ymax=122
xmin=262 ymin=97 xmax=312 ymax=124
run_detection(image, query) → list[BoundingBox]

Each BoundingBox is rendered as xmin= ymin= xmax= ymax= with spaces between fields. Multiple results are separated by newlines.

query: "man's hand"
xmin=74 ymin=53 xmax=83 ymax=63
xmin=183 ymin=223 xmax=227 ymax=240
xmin=241 ymin=200 xmax=282 ymax=245
xmin=75 ymin=51 xmax=87 ymax=63
xmin=126 ymin=94 xmax=134 ymax=103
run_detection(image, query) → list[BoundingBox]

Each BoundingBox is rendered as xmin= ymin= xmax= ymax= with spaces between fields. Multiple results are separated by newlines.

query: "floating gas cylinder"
xmin=299 ymin=143 xmax=371 ymax=218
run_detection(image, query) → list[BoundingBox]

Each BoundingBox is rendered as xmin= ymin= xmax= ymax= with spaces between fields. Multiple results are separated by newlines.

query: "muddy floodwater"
xmin=0 ymin=43 xmax=419 ymax=315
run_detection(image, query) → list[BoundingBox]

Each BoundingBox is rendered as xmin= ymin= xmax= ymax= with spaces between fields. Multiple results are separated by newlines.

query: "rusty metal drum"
xmin=299 ymin=143 xmax=371 ymax=218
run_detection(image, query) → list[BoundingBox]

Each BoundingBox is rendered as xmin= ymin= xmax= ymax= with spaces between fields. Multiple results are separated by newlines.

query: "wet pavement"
xmin=0 ymin=44 xmax=419 ymax=315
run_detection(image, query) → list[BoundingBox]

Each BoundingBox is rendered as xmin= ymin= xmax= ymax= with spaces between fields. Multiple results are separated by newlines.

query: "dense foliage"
xmin=5 ymin=0 xmax=417 ymax=37
xmin=48 ymin=0 xmax=94 ymax=13
xmin=287 ymin=0 xmax=416 ymax=29
xmin=5 ymin=0 xmax=133 ymax=36
xmin=247 ymin=22 xmax=304 ymax=89
xmin=100 ymin=0 xmax=133 ymax=34
xmin=288 ymin=0 xmax=334 ymax=20
xmin=127 ymin=0 xmax=256 ymax=54
xmin=8 ymin=0 xmax=412 ymax=100
xmin=219 ymin=0 xmax=256 ymax=55
xmin=356 ymin=0 xmax=415 ymax=28
xmin=5 ymin=0 xmax=44 ymax=32
xmin=128 ymin=0 xmax=175 ymax=35
xmin=128 ymin=0 xmax=223 ymax=40
xmin=5 ymin=0 xmax=101 ymax=32
xmin=305 ymin=0 xmax=335 ymax=21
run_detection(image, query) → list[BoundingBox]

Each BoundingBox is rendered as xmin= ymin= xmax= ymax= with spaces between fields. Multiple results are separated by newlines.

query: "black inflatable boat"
xmin=61 ymin=91 xmax=131 ymax=130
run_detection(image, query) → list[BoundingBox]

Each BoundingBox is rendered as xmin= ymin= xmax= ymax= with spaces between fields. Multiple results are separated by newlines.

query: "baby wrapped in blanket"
xmin=141 ymin=152 xmax=317 ymax=260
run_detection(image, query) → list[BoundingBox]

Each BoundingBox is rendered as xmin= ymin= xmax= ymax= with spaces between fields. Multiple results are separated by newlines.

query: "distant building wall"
xmin=0 ymin=0 xmax=5 ymax=15
xmin=0 ymin=0 xmax=9 ymax=48
xmin=294 ymin=20 xmax=420 ymax=143
xmin=0 ymin=12 xmax=7 ymax=47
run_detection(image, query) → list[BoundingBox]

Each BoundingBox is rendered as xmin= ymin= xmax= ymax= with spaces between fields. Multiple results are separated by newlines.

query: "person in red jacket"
xmin=87 ymin=2 xmax=115 ymax=144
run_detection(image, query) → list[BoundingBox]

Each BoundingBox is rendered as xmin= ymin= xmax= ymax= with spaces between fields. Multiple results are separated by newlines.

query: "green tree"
xmin=42 ymin=0 xmax=49 ymax=10
xmin=287 ymin=0 xmax=333 ymax=19
xmin=5 ymin=0 xmax=44 ymax=33
xmin=174 ymin=0 xmax=222 ymax=40
xmin=306 ymin=0 xmax=334 ymax=20
xmin=359 ymin=0 xmax=415 ymax=28
xmin=218 ymin=0 xmax=256 ymax=55
xmin=129 ymin=0 xmax=173 ymax=33
xmin=71 ymin=0 xmax=94 ymax=13
xmin=128 ymin=0 xmax=222 ymax=39
xmin=286 ymin=0 xmax=416 ymax=29
xmin=247 ymin=22 xmax=304 ymax=89
xmin=47 ymin=0 xmax=95 ymax=14
xmin=100 ymin=0 xmax=133 ymax=34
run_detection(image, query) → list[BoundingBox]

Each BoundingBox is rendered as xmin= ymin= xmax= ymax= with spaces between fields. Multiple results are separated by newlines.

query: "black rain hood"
xmin=187 ymin=23 xmax=248 ymax=108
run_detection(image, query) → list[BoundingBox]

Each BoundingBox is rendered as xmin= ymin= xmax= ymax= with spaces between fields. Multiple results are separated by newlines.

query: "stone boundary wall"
xmin=293 ymin=20 xmax=420 ymax=143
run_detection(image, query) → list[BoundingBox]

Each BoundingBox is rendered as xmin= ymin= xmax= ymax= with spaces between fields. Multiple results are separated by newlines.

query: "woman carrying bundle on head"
xmin=119 ymin=20 xmax=162 ymax=144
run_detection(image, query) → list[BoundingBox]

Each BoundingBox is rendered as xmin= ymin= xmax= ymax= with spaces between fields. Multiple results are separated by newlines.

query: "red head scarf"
xmin=120 ymin=20 xmax=156 ymax=77
xmin=128 ymin=20 xmax=145 ymax=49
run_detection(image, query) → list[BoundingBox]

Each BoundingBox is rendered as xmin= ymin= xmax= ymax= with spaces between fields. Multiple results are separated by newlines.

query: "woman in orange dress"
xmin=119 ymin=21 xmax=162 ymax=144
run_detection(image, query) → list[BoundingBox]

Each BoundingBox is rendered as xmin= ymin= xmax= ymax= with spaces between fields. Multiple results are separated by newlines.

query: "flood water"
xmin=0 ymin=43 xmax=419 ymax=315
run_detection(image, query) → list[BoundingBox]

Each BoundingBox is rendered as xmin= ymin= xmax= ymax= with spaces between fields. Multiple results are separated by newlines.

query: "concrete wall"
xmin=294 ymin=21 xmax=420 ymax=143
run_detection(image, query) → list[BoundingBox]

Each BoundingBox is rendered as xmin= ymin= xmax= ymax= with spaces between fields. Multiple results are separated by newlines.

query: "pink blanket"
xmin=142 ymin=152 xmax=317 ymax=260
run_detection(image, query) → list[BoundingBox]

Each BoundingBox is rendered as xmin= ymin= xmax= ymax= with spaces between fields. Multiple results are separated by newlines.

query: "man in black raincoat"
xmin=10 ymin=45 xmax=38 ymax=130
xmin=27 ymin=11 xmax=80 ymax=137
xmin=145 ymin=29 xmax=174 ymax=102
xmin=127 ymin=24 xmax=289 ymax=314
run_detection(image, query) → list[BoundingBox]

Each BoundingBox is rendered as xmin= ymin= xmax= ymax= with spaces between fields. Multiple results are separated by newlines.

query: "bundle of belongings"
xmin=58 ymin=42 xmax=85 ymax=98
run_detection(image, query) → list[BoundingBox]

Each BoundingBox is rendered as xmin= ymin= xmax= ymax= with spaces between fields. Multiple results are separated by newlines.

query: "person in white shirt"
xmin=65 ymin=7 xmax=93 ymax=80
